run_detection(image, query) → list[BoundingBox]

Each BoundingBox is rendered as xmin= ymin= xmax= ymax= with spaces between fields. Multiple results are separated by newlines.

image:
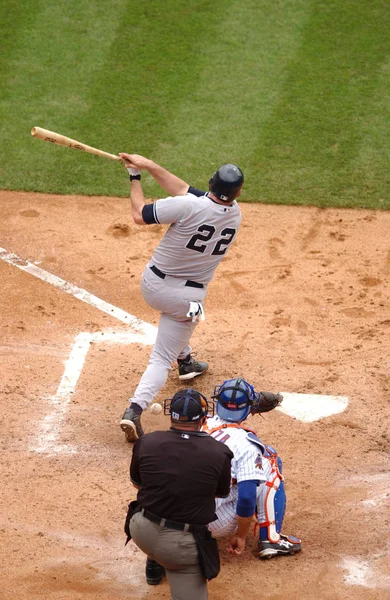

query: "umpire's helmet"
xmin=212 ymin=377 xmax=257 ymax=422
xmin=209 ymin=164 xmax=244 ymax=202
xmin=164 ymin=388 xmax=214 ymax=422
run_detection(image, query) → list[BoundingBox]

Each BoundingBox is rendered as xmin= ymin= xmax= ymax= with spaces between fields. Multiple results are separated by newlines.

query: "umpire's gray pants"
xmin=130 ymin=511 xmax=208 ymax=600
xmin=130 ymin=265 xmax=207 ymax=410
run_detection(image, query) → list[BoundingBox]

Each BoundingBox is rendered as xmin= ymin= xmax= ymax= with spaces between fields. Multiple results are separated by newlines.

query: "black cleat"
xmin=120 ymin=406 xmax=144 ymax=442
xmin=177 ymin=355 xmax=208 ymax=381
xmin=258 ymin=534 xmax=302 ymax=559
xmin=145 ymin=558 xmax=165 ymax=585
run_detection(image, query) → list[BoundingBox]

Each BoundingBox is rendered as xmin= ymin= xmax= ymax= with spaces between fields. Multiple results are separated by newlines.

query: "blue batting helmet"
xmin=212 ymin=377 xmax=258 ymax=422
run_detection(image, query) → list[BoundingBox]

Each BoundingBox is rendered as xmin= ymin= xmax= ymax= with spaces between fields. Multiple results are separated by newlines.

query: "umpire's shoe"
xmin=258 ymin=534 xmax=302 ymax=559
xmin=145 ymin=558 xmax=165 ymax=585
xmin=120 ymin=405 xmax=144 ymax=442
xmin=177 ymin=354 xmax=208 ymax=380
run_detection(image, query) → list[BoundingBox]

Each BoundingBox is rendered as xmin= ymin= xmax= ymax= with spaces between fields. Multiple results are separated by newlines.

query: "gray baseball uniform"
xmin=130 ymin=188 xmax=241 ymax=410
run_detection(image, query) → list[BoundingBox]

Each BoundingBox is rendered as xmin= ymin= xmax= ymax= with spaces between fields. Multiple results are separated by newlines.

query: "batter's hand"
xmin=228 ymin=535 xmax=246 ymax=555
xmin=118 ymin=153 xmax=151 ymax=170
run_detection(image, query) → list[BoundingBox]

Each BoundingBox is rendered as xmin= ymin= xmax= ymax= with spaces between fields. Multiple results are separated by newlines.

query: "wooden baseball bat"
xmin=31 ymin=127 xmax=122 ymax=162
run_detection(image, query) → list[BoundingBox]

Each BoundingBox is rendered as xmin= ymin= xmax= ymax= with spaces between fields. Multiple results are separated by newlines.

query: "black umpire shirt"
xmin=130 ymin=428 xmax=233 ymax=526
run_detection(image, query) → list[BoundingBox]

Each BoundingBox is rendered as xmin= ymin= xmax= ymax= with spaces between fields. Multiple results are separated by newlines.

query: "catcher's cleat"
xmin=120 ymin=406 xmax=144 ymax=442
xmin=177 ymin=355 xmax=208 ymax=381
xmin=145 ymin=558 xmax=165 ymax=585
xmin=258 ymin=534 xmax=302 ymax=559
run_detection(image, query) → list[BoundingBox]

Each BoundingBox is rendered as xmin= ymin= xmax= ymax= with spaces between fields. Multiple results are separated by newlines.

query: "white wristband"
xmin=126 ymin=167 xmax=141 ymax=176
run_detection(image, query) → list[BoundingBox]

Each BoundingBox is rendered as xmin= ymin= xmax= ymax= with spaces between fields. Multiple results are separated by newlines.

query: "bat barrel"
xmin=31 ymin=126 xmax=122 ymax=162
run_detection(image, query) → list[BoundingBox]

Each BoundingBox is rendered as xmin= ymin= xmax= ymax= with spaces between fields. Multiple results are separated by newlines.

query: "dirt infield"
xmin=1 ymin=190 xmax=389 ymax=600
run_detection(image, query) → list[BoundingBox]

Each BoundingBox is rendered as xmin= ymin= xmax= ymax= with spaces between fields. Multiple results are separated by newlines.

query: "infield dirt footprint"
xmin=106 ymin=222 xmax=130 ymax=237
xmin=20 ymin=209 xmax=40 ymax=218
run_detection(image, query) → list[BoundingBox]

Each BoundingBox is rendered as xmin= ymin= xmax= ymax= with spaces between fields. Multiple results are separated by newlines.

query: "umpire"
xmin=127 ymin=388 xmax=233 ymax=600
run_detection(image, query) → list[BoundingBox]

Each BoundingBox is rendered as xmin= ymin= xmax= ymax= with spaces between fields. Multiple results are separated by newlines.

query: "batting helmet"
xmin=209 ymin=164 xmax=244 ymax=202
xmin=212 ymin=377 xmax=257 ymax=422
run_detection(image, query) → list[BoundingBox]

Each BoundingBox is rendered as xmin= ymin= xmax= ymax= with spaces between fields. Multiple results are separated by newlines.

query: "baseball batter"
xmin=118 ymin=153 xmax=244 ymax=442
xmin=204 ymin=378 xmax=302 ymax=559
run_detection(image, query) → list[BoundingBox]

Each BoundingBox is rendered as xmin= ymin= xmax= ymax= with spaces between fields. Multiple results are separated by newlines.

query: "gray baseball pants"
xmin=130 ymin=511 xmax=208 ymax=600
xmin=130 ymin=265 xmax=207 ymax=410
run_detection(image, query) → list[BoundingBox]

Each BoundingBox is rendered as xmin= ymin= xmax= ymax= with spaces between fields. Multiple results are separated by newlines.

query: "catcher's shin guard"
xmin=258 ymin=446 xmax=286 ymax=543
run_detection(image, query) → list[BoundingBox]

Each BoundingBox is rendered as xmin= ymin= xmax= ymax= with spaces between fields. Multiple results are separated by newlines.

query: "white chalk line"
xmin=341 ymin=556 xmax=390 ymax=589
xmin=338 ymin=472 xmax=390 ymax=511
xmin=32 ymin=328 xmax=156 ymax=454
xmin=1 ymin=246 xmax=158 ymax=453
xmin=0 ymin=246 xmax=157 ymax=453
xmin=0 ymin=246 xmax=156 ymax=339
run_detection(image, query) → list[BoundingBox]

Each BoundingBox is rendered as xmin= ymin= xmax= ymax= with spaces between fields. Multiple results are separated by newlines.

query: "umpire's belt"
xmin=141 ymin=508 xmax=198 ymax=533
xmin=150 ymin=265 xmax=204 ymax=289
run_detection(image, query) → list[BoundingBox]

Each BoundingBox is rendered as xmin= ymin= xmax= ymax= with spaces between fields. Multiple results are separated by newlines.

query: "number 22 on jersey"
xmin=186 ymin=225 xmax=236 ymax=255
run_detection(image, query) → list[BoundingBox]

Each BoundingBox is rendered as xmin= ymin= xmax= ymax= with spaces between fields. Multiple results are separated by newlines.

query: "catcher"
xmin=203 ymin=377 xmax=302 ymax=559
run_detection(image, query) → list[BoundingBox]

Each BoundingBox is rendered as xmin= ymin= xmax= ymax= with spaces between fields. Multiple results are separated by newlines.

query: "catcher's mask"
xmin=212 ymin=377 xmax=258 ymax=422
xmin=209 ymin=164 xmax=244 ymax=202
xmin=164 ymin=388 xmax=214 ymax=423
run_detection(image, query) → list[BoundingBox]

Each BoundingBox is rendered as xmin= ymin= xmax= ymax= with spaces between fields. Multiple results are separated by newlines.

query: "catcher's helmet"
xmin=212 ymin=377 xmax=258 ymax=422
xmin=209 ymin=164 xmax=244 ymax=202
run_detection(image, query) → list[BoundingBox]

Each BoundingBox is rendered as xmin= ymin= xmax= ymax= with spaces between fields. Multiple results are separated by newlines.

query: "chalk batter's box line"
xmin=33 ymin=329 xmax=153 ymax=454
xmin=0 ymin=246 xmax=157 ymax=454
xmin=0 ymin=246 xmax=157 ymax=341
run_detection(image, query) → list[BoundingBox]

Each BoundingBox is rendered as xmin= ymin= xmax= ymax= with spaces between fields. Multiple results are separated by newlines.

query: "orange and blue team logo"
xmin=255 ymin=453 xmax=263 ymax=469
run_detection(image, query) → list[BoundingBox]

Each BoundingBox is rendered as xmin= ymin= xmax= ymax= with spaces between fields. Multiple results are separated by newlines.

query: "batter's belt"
xmin=150 ymin=264 xmax=204 ymax=289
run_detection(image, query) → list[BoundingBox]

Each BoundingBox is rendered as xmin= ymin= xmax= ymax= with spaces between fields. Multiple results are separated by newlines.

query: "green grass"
xmin=0 ymin=0 xmax=389 ymax=208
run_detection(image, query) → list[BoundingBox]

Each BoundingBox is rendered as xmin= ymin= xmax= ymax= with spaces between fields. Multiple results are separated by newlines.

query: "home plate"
xmin=276 ymin=392 xmax=349 ymax=422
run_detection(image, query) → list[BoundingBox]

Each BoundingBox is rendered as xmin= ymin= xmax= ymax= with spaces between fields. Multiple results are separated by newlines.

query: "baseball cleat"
xmin=177 ymin=356 xmax=209 ymax=380
xmin=120 ymin=406 xmax=144 ymax=441
xmin=145 ymin=558 xmax=165 ymax=585
xmin=258 ymin=534 xmax=302 ymax=559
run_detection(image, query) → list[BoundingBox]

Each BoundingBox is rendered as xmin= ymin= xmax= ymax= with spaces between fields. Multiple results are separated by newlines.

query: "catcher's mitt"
xmin=251 ymin=391 xmax=283 ymax=414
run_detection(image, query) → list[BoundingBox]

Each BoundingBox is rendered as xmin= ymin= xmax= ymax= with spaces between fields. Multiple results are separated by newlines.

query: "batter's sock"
xmin=130 ymin=402 xmax=143 ymax=415
xmin=177 ymin=354 xmax=191 ymax=364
